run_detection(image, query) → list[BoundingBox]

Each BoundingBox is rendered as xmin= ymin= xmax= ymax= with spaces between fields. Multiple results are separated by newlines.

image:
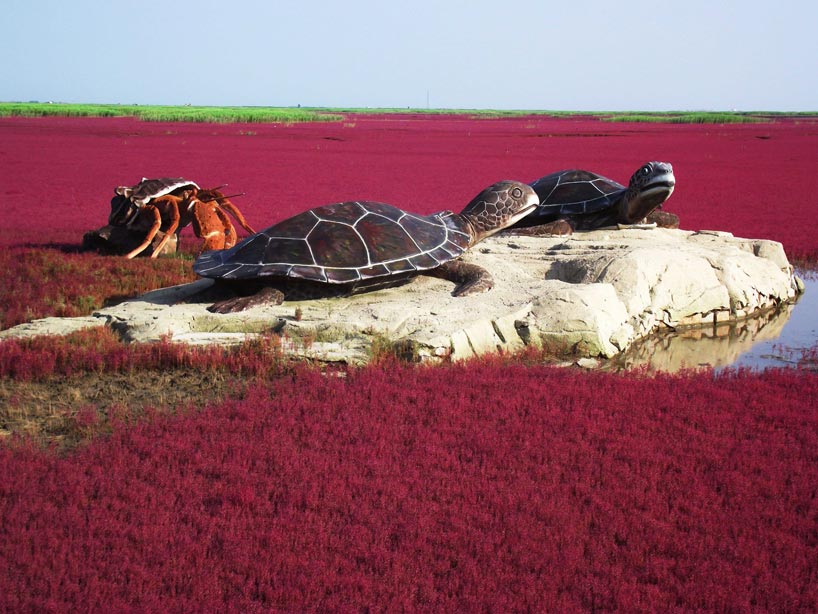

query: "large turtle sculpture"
xmin=108 ymin=177 xmax=255 ymax=258
xmin=193 ymin=180 xmax=539 ymax=313
xmin=510 ymin=161 xmax=677 ymax=235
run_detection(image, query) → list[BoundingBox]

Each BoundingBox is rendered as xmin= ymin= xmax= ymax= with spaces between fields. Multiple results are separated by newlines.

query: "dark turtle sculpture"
xmin=193 ymin=180 xmax=539 ymax=313
xmin=510 ymin=161 xmax=677 ymax=235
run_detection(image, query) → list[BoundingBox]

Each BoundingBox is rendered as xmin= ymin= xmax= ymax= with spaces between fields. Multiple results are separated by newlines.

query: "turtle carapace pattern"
xmin=193 ymin=180 xmax=538 ymax=313
xmin=194 ymin=200 xmax=471 ymax=283
xmin=511 ymin=161 xmax=677 ymax=235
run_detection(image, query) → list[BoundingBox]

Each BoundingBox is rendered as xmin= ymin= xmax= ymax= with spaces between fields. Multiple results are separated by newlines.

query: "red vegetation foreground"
xmin=2 ymin=363 xmax=817 ymax=612
xmin=0 ymin=327 xmax=285 ymax=381
xmin=0 ymin=248 xmax=196 ymax=329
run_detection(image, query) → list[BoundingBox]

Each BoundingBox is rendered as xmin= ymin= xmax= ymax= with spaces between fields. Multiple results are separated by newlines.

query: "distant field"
xmin=0 ymin=102 xmax=342 ymax=123
xmin=335 ymin=108 xmax=817 ymax=124
xmin=2 ymin=102 xmax=816 ymax=124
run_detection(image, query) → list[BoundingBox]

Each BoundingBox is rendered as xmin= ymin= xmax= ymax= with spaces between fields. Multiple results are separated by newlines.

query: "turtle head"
xmin=460 ymin=180 xmax=539 ymax=244
xmin=621 ymin=161 xmax=676 ymax=223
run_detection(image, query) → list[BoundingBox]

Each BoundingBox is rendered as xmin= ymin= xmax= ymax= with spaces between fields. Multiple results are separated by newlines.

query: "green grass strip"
xmin=0 ymin=102 xmax=342 ymax=124
xmin=599 ymin=112 xmax=765 ymax=124
xmin=1 ymin=102 xmax=815 ymax=124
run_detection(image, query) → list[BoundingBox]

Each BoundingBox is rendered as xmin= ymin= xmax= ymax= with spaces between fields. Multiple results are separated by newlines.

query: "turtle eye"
xmin=511 ymin=187 xmax=523 ymax=198
xmin=641 ymin=165 xmax=652 ymax=175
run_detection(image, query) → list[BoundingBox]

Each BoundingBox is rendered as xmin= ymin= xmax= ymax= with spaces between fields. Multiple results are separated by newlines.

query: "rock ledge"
xmin=1 ymin=229 xmax=802 ymax=365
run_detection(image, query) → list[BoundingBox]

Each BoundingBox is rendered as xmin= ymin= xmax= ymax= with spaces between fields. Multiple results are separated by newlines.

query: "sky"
xmin=2 ymin=0 xmax=816 ymax=111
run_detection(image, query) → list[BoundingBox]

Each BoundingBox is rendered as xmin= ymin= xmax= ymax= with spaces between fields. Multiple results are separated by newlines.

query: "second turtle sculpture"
xmin=510 ymin=161 xmax=677 ymax=235
xmin=193 ymin=180 xmax=538 ymax=313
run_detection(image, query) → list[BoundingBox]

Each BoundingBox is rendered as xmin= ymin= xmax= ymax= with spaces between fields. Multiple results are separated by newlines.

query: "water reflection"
xmin=611 ymin=273 xmax=815 ymax=373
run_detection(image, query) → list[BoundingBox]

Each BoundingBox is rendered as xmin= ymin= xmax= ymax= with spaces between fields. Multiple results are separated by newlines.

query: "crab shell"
xmin=109 ymin=177 xmax=200 ymax=226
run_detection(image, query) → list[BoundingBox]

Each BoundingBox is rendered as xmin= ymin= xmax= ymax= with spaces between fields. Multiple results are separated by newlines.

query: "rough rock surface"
xmin=1 ymin=229 xmax=802 ymax=365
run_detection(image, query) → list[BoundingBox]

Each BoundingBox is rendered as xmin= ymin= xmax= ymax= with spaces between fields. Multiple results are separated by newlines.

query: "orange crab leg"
xmin=216 ymin=197 xmax=255 ymax=234
xmin=124 ymin=206 xmax=162 ymax=259
xmin=214 ymin=205 xmax=238 ymax=249
xmin=199 ymin=189 xmax=255 ymax=234
xmin=190 ymin=201 xmax=227 ymax=253
xmin=149 ymin=195 xmax=182 ymax=258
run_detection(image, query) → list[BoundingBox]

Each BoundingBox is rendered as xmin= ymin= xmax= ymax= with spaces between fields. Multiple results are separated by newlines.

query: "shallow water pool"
xmin=611 ymin=272 xmax=816 ymax=372
xmin=726 ymin=273 xmax=817 ymax=371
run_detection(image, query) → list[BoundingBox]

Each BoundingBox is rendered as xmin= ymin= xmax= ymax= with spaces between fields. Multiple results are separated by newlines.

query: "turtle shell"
xmin=193 ymin=201 xmax=472 ymax=285
xmin=524 ymin=170 xmax=626 ymax=224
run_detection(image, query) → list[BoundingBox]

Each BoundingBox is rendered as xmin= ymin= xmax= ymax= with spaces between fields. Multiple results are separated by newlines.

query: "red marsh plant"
xmin=798 ymin=346 xmax=818 ymax=370
xmin=0 ymin=326 xmax=289 ymax=381
xmin=0 ymin=326 xmax=293 ymax=446
xmin=0 ymin=247 xmax=196 ymax=329
xmin=1 ymin=115 xmax=816 ymax=259
xmin=1 ymin=362 xmax=817 ymax=612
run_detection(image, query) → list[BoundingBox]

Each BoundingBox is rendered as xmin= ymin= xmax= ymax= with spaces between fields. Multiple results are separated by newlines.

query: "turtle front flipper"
xmin=426 ymin=260 xmax=494 ymax=296
xmin=644 ymin=209 xmax=680 ymax=229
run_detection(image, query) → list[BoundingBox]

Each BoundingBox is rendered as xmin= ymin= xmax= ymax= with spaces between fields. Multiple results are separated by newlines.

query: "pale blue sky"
xmin=2 ymin=0 xmax=816 ymax=111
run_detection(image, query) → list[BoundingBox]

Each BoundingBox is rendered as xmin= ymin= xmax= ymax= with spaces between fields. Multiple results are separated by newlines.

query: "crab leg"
xmin=125 ymin=206 xmax=162 ymax=259
xmin=149 ymin=195 xmax=182 ymax=258
xmin=199 ymin=189 xmax=255 ymax=234
xmin=191 ymin=201 xmax=237 ymax=253
xmin=214 ymin=206 xmax=238 ymax=249
xmin=217 ymin=197 xmax=256 ymax=234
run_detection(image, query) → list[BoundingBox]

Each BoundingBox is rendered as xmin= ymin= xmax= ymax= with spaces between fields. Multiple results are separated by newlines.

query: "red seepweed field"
xmin=3 ymin=363 xmax=818 ymax=612
xmin=2 ymin=114 xmax=817 ymax=259
xmin=1 ymin=114 xmax=818 ymax=612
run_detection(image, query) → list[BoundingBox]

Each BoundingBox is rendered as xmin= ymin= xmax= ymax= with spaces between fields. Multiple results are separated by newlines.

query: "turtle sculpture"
xmin=193 ymin=180 xmax=539 ymax=313
xmin=108 ymin=177 xmax=255 ymax=258
xmin=510 ymin=161 xmax=678 ymax=235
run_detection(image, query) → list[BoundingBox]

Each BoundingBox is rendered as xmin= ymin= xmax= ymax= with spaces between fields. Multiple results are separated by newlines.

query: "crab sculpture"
xmin=108 ymin=177 xmax=256 ymax=258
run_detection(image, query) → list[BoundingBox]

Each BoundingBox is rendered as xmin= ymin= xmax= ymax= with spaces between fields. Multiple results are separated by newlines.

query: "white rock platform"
xmin=1 ymin=229 xmax=803 ymax=365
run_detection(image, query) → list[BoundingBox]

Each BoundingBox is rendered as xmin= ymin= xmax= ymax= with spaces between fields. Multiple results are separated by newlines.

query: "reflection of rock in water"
xmin=612 ymin=302 xmax=796 ymax=372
